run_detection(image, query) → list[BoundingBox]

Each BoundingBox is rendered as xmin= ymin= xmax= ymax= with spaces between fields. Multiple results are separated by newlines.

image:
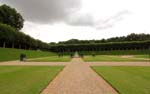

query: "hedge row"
xmin=50 ymin=41 xmax=150 ymax=53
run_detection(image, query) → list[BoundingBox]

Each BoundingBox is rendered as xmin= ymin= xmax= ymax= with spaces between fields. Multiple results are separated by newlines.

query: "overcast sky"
xmin=0 ymin=0 xmax=150 ymax=43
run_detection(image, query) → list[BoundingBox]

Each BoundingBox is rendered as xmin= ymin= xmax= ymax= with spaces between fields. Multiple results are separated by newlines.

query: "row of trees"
xmin=50 ymin=41 xmax=150 ymax=53
xmin=0 ymin=4 xmax=50 ymax=51
xmin=0 ymin=23 xmax=50 ymax=50
xmin=50 ymin=33 xmax=150 ymax=53
xmin=56 ymin=33 xmax=150 ymax=45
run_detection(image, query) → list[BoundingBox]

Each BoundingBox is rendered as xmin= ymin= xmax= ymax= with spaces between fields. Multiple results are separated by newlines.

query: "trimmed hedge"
xmin=50 ymin=41 xmax=150 ymax=54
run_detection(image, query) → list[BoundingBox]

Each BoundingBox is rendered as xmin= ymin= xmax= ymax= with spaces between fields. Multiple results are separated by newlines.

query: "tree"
xmin=0 ymin=23 xmax=17 ymax=48
xmin=0 ymin=4 xmax=24 ymax=30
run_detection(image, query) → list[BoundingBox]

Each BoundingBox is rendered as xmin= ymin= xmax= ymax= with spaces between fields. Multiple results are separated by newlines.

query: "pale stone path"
xmin=87 ymin=61 xmax=150 ymax=66
xmin=42 ymin=58 xmax=118 ymax=94
xmin=0 ymin=61 xmax=69 ymax=66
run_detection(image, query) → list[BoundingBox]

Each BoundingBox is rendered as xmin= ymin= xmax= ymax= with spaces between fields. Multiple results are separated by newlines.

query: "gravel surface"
xmin=87 ymin=61 xmax=150 ymax=66
xmin=0 ymin=61 xmax=69 ymax=66
xmin=42 ymin=58 xmax=118 ymax=94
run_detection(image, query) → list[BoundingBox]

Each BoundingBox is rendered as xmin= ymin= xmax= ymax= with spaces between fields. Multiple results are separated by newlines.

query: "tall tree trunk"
xmin=3 ymin=42 xmax=5 ymax=48
xmin=12 ymin=43 xmax=14 ymax=48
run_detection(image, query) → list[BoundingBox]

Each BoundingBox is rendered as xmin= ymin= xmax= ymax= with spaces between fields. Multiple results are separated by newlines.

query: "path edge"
xmin=91 ymin=66 xmax=120 ymax=94
xmin=40 ymin=66 xmax=66 ymax=94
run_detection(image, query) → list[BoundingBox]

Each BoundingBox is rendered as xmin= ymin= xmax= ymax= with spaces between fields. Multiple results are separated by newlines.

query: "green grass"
xmin=0 ymin=66 xmax=63 ymax=94
xmin=0 ymin=48 xmax=57 ymax=62
xmin=83 ymin=55 xmax=150 ymax=62
xmin=79 ymin=49 xmax=149 ymax=55
xmin=134 ymin=55 xmax=150 ymax=59
xmin=92 ymin=66 xmax=150 ymax=94
xmin=27 ymin=56 xmax=71 ymax=62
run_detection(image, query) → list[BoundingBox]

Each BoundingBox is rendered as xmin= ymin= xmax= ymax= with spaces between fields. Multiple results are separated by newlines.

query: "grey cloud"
xmin=65 ymin=10 xmax=131 ymax=29
xmin=66 ymin=13 xmax=94 ymax=26
xmin=0 ymin=0 xmax=130 ymax=30
xmin=1 ymin=0 xmax=81 ymax=23
xmin=95 ymin=10 xmax=131 ymax=29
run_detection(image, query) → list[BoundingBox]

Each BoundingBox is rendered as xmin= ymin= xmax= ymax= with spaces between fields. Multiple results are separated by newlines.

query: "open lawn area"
xmin=92 ymin=66 xmax=150 ymax=94
xmin=27 ymin=56 xmax=71 ymax=62
xmin=0 ymin=66 xmax=63 ymax=94
xmin=134 ymin=55 xmax=150 ymax=59
xmin=0 ymin=48 xmax=57 ymax=62
xmin=79 ymin=49 xmax=149 ymax=55
xmin=83 ymin=55 xmax=150 ymax=62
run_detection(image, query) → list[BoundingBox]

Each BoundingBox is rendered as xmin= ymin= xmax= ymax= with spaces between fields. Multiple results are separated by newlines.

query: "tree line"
xmin=0 ymin=4 xmax=50 ymax=50
xmin=56 ymin=33 xmax=150 ymax=45
xmin=0 ymin=23 xmax=50 ymax=50
xmin=49 ymin=33 xmax=150 ymax=53
xmin=50 ymin=41 xmax=150 ymax=53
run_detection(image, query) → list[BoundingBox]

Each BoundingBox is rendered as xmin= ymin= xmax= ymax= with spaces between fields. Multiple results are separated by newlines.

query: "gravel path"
xmin=87 ymin=61 xmax=150 ymax=66
xmin=0 ymin=61 xmax=69 ymax=66
xmin=42 ymin=58 xmax=117 ymax=94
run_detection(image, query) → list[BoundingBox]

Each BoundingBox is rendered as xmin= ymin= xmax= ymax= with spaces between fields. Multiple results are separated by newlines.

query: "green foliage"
xmin=0 ymin=4 xmax=24 ymax=30
xmin=0 ymin=66 xmax=63 ymax=94
xmin=0 ymin=48 xmax=56 ymax=62
xmin=92 ymin=66 xmax=150 ymax=94
xmin=0 ymin=4 xmax=50 ymax=51
xmin=56 ymin=33 xmax=150 ymax=45
xmin=50 ymin=33 xmax=150 ymax=53
xmin=0 ymin=23 xmax=17 ymax=45
xmin=0 ymin=23 xmax=50 ymax=50
xmin=50 ymin=41 xmax=150 ymax=53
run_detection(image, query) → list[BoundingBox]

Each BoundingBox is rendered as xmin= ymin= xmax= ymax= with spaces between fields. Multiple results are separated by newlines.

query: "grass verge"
xmin=79 ymin=49 xmax=149 ymax=55
xmin=0 ymin=48 xmax=56 ymax=62
xmin=83 ymin=55 xmax=150 ymax=62
xmin=0 ymin=66 xmax=63 ymax=94
xmin=92 ymin=66 xmax=150 ymax=94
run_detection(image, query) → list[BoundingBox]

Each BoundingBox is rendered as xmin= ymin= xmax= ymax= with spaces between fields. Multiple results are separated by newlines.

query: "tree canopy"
xmin=49 ymin=33 xmax=150 ymax=53
xmin=0 ymin=4 xmax=24 ymax=30
xmin=57 ymin=33 xmax=150 ymax=45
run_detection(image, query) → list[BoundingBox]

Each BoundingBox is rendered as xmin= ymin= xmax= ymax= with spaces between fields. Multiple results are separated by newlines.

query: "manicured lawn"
xmin=0 ymin=48 xmax=57 ymax=62
xmin=79 ymin=49 xmax=149 ymax=55
xmin=0 ymin=66 xmax=63 ymax=94
xmin=134 ymin=55 xmax=150 ymax=59
xmin=83 ymin=55 xmax=149 ymax=62
xmin=92 ymin=66 xmax=150 ymax=94
xmin=27 ymin=56 xmax=71 ymax=62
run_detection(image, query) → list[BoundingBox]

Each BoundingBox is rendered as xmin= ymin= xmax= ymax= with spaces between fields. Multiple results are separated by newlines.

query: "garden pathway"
xmin=42 ymin=58 xmax=118 ymax=94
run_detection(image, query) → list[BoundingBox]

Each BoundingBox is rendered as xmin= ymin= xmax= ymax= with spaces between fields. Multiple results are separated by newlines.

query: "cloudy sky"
xmin=0 ymin=0 xmax=150 ymax=43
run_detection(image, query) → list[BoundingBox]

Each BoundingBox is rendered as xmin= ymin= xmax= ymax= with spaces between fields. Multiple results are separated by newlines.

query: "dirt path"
xmin=0 ymin=61 xmax=150 ymax=66
xmin=42 ymin=58 xmax=117 ymax=94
